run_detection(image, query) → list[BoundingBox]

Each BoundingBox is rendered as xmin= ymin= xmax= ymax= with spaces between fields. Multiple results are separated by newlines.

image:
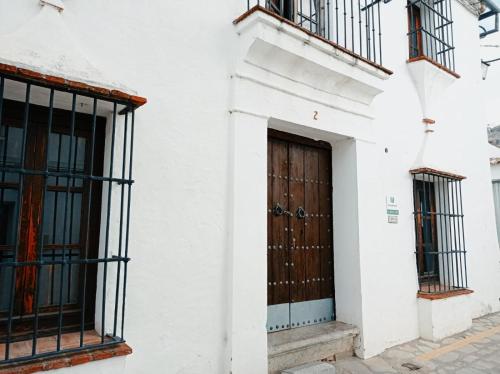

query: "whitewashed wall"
xmin=0 ymin=1 xmax=499 ymax=373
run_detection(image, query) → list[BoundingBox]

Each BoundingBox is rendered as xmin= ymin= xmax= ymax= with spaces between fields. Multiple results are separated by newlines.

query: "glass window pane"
xmin=0 ymin=250 xmax=14 ymax=312
xmin=0 ymin=125 xmax=23 ymax=168
xmin=69 ymin=193 xmax=82 ymax=244
xmin=38 ymin=250 xmax=80 ymax=307
xmin=43 ymin=191 xmax=83 ymax=245
xmin=0 ymin=188 xmax=19 ymax=246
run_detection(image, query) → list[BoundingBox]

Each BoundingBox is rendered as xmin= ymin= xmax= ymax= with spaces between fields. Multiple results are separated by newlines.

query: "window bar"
xmin=51 ymin=134 xmax=63 ymax=305
xmin=5 ymin=83 xmax=31 ymax=360
xmin=430 ymin=1 xmax=437 ymax=63
xmin=0 ymin=76 xmax=5 ymax=207
xmin=450 ymin=179 xmax=459 ymax=288
xmin=438 ymin=1 xmax=444 ymax=65
xmin=412 ymin=174 xmax=421 ymax=291
xmin=422 ymin=173 xmax=429 ymax=293
xmin=32 ymin=88 xmax=55 ymax=356
xmin=310 ymin=0 xmax=313 ymax=31
xmin=121 ymin=109 xmax=135 ymax=338
xmin=438 ymin=176 xmax=449 ymax=292
xmin=448 ymin=0 xmax=455 ymax=71
xmin=458 ymin=181 xmax=468 ymax=288
xmin=431 ymin=173 xmax=436 ymax=293
xmin=102 ymin=102 xmax=118 ymax=344
xmin=424 ymin=1 xmax=432 ymax=61
xmin=343 ymin=0 xmax=347 ymax=47
xmin=80 ymin=98 xmax=98 ymax=347
xmin=67 ymin=124 xmax=80 ymax=304
xmin=300 ymin=0 xmax=304 ymax=27
xmin=454 ymin=180 xmax=464 ymax=289
xmin=350 ymin=0 xmax=354 ymax=51
xmin=445 ymin=177 xmax=455 ymax=289
xmin=335 ymin=0 xmax=339 ymax=44
xmin=421 ymin=1 xmax=428 ymax=58
xmin=358 ymin=0 xmax=363 ymax=57
xmin=436 ymin=175 xmax=443 ymax=291
xmin=449 ymin=178 xmax=459 ymax=289
xmin=371 ymin=0 xmax=376 ymax=64
xmin=113 ymin=111 xmax=129 ymax=338
xmin=56 ymin=93 xmax=77 ymax=352
xmin=365 ymin=0 xmax=370 ymax=60
xmin=377 ymin=1 xmax=382 ymax=65
xmin=443 ymin=177 xmax=451 ymax=292
xmin=327 ymin=0 xmax=331 ymax=40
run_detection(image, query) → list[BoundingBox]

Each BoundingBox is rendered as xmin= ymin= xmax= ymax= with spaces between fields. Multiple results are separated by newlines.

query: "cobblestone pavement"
xmin=334 ymin=312 xmax=500 ymax=374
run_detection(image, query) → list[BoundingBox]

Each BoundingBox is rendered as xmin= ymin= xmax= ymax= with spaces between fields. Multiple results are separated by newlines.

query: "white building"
xmin=0 ymin=1 xmax=499 ymax=373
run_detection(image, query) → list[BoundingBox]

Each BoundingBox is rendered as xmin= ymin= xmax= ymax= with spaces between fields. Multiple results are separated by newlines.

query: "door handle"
xmin=273 ymin=203 xmax=294 ymax=217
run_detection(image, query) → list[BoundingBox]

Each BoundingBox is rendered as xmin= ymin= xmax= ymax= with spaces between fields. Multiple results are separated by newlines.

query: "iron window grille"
xmin=0 ymin=72 xmax=138 ymax=365
xmin=407 ymin=0 xmax=456 ymax=72
xmin=411 ymin=169 xmax=468 ymax=294
xmin=246 ymin=0 xmax=391 ymax=67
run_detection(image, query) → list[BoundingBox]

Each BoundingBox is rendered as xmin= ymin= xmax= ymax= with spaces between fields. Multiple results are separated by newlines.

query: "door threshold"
xmin=268 ymin=321 xmax=359 ymax=374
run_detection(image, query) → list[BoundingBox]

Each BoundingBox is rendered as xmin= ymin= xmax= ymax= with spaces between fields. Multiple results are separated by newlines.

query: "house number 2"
xmin=313 ymin=111 xmax=319 ymax=120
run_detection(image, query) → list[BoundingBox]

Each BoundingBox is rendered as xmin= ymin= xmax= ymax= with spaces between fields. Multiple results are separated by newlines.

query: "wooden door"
xmin=267 ymin=130 xmax=334 ymax=332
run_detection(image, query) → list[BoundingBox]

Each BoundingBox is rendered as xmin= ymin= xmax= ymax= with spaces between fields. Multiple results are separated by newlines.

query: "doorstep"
xmin=268 ymin=321 xmax=359 ymax=374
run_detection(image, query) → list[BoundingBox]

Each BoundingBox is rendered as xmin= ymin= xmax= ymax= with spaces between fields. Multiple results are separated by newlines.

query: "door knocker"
xmin=273 ymin=203 xmax=293 ymax=217
xmin=296 ymin=207 xmax=306 ymax=219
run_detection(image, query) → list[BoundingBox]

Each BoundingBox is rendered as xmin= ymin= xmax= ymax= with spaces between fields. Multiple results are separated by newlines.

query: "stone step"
xmin=268 ymin=321 xmax=359 ymax=374
xmin=282 ymin=362 xmax=336 ymax=374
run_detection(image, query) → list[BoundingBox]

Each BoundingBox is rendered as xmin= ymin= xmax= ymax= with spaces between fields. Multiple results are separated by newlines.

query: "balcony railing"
xmin=245 ymin=0 xmax=389 ymax=67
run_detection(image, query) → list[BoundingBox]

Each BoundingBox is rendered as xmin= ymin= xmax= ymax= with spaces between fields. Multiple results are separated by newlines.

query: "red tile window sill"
xmin=417 ymin=289 xmax=474 ymax=301
xmin=0 ymin=343 xmax=132 ymax=374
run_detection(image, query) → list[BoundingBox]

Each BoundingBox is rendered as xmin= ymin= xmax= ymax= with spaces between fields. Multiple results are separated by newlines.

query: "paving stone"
xmin=383 ymin=349 xmax=415 ymax=360
xmin=282 ymin=362 xmax=336 ymax=374
xmin=334 ymin=358 xmax=373 ymax=374
xmin=462 ymin=355 xmax=479 ymax=363
xmin=435 ymin=352 xmax=460 ymax=363
xmin=472 ymin=360 xmax=496 ymax=370
xmin=457 ymin=344 xmax=478 ymax=354
xmin=416 ymin=344 xmax=433 ymax=353
xmin=441 ymin=337 xmax=460 ymax=345
xmin=363 ymin=357 xmax=397 ymax=373
xmin=419 ymin=340 xmax=440 ymax=349
xmin=487 ymin=354 xmax=500 ymax=364
xmin=456 ymin=368 xmax=483 ymax=374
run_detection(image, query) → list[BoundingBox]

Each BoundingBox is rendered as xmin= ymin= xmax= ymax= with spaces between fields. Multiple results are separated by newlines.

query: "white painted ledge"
xmin=417 ymin=293 xmax=473 ymax=342
xmin=232 ymin=9 xmax=391 ymax=120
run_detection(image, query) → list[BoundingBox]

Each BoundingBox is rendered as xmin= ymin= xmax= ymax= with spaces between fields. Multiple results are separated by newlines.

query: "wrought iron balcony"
xmin=244 ymin=0 xmax=390 ymax=69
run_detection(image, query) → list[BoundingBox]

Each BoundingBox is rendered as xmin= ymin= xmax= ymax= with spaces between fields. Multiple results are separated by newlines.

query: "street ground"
xmin=334 ymin=312 xmax=500 ymax=374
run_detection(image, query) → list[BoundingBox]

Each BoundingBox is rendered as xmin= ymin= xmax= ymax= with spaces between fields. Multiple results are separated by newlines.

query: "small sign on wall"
xmin=386 ymin=195 xmax=399 ymax=224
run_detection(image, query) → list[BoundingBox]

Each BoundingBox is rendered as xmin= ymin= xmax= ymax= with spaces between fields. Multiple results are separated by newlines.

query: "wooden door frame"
xmin=268 ymin=129 xmax=332 ymax=151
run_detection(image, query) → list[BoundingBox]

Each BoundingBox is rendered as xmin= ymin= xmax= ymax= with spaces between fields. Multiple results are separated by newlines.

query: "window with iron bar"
xmin=407 ymin=0 xmax=456 ymax=72
xmin=411 ymin=169 xmax=468 ymax=294
xmin=0 ymin=72 xmax=138 ymax=366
